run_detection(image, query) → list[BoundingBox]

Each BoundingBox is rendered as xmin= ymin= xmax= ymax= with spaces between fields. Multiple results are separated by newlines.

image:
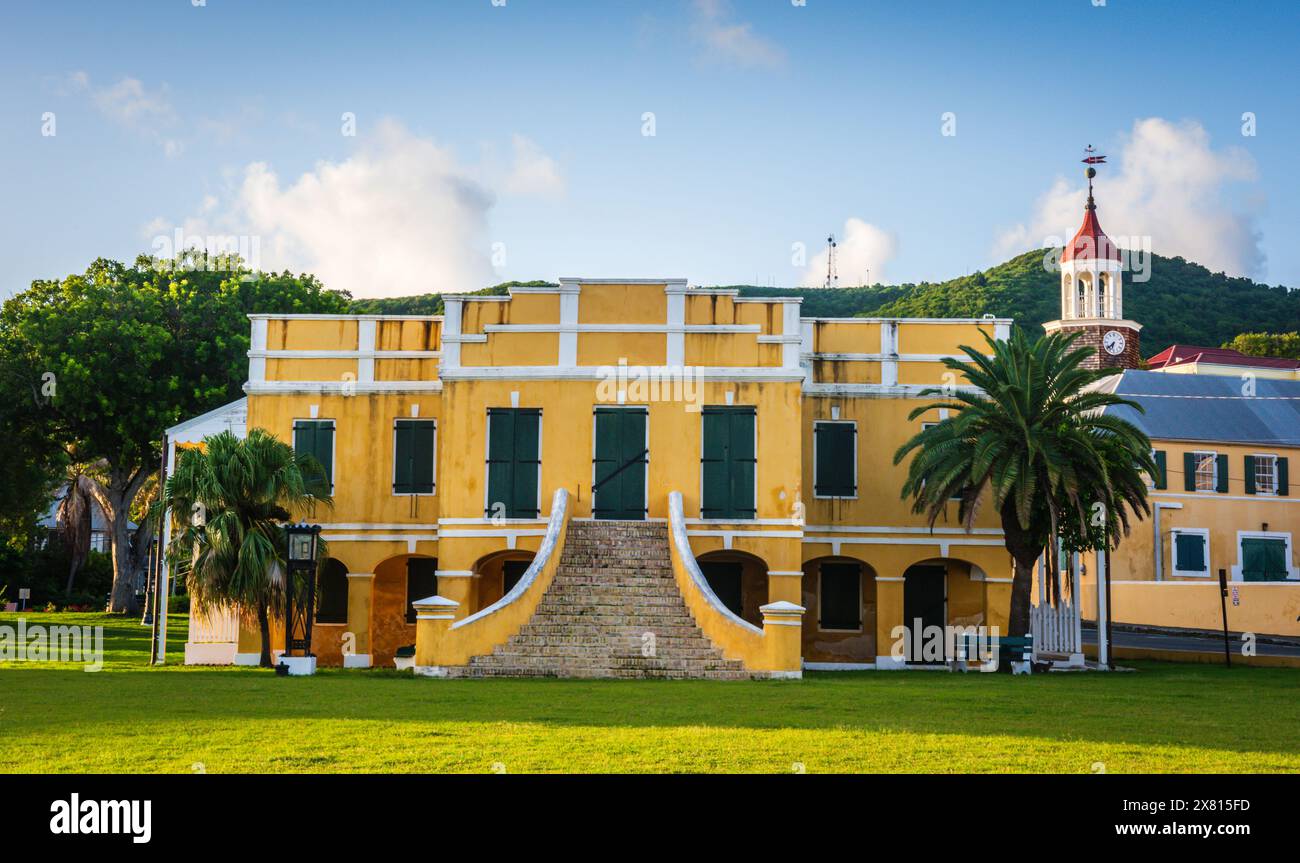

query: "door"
xmin=1241 ymin=537 xmax=1289 ymax=582
xmin=701 ymin=407 xmax=756 ymax=519
xmin=903 ymin=564 xmax=946 ymax=664
xmin=592 ymin=408 xmax=647 ymax=519
xmin=486 ymin=409 xmax=541 ymax=518
xmin=700 ymin=561 xmax=744 ymax=619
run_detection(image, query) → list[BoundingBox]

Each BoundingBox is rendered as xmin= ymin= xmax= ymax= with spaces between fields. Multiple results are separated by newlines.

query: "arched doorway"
xmin=902 ymin=557 xmax=990 ymax=664
xmin=315 ymin=558 xmax=349 ymax=625
xmin=695 ymin=550 xmax=768 ymax=627
xmin=472 ymin=549 xmax=537 ymax=613
xmin=801 ymin=556 xmax=876 ymax=664
xmin=371 ymin=553 xmax=437 ymax=667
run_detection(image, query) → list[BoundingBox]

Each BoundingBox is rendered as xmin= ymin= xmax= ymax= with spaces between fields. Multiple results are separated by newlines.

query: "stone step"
xmin=444 ymin=521 xmax=751 ymax=679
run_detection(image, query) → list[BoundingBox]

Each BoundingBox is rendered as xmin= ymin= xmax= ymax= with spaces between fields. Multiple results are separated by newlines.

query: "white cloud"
xmin=996 ymin=118 xmax=1262 ymax=277
xmin=692 ymin=0 xmax=785 ymax=69
xmin=800 ymin=218 xmax=898 ymax=287
xmin=70 ymin=71 xmax=181 ymax=156
xmin=157 ymin=120 xmax=565 ymax=298
xmin=503 ymin=134 xmax=565 ymax=197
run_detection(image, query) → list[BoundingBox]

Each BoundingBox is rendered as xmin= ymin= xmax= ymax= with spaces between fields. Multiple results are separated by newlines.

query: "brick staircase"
xmin=446 ymin=519 xmax=752 ymax=679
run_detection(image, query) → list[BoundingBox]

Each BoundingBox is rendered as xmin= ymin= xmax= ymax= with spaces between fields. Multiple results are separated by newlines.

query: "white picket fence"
xmin=1031 ymin=601 xmax=1080 ymax=655
xmin=189 ymin=605 xmax=239 ymax=644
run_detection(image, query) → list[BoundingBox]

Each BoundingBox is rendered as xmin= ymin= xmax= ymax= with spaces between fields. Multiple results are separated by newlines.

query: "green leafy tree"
xmin=157 ymin=429 xmax=331 ymax=667
xmin=894 ymin=329 xmax=1156 ymax=637
xmin=0 ymin=252 xmax=349 ymax=612
xmin=1221 ymin=331 xmax=1300 ymax=360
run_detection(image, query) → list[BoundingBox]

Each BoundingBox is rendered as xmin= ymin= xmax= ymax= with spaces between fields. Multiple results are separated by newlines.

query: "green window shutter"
xmin=1216 ymin=453 xmax=1229 ymax=493
xmin=510 ymin=410 xmax=540 ymax=518
xmin=393 ymin=422 xmax=414 ymax=493
xmin=701 ymin=407 xmax=755 ymax=519
xmin=293 ymin=421 xmax=334 ymax=490
xmin=1241 ymin=538 xmax=1288 ymax=582
xmin=1278 ymin=457 xmax=1289 ymax=496
xmin=814 ymin=423 xmax=856 ymax=497
xmin=1183 ymin=452 xmax=1197 ymax=491
xmin=1174 ymin=533 xmax=1206 ymax=573
xmin=393 ymin=421 xmax=435 ymax=494
xmin=486 ymin=409 xmax=515 ymax=517
xmin=487 ymin=409 xmax=540 ymax=518
xmin=593 ymin=408 xmax=647 ymax=519
xmin=701 ymin=410 xmax=729 ymax=518
xmin=1244 ymin=455 xmax=1256 ymax=495
xmin=1153 ymin=450 xmax=1167 ymax=490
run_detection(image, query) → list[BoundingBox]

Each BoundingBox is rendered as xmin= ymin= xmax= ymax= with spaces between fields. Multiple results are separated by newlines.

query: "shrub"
xmin=168 ymin=593 xmax=190 ymax=614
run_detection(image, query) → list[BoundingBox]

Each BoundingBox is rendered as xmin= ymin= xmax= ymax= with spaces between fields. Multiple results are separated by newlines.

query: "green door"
xmin=592 ymin=408 xmax=647 ymax=520
xmin=486 ymin=409 xmax=541 ymax=518
xmin=1241 ymin=538 xmax=1289 ymax=582
xmin=701 ymin=407 xmax=756 ymax=519
xmin=903 ymin=564 xmax=946 ymax=664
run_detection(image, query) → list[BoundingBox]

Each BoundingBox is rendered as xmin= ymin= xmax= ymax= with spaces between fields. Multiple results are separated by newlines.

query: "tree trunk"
xmin=999 ymin=501 xmax=1044 ymax=638
xmin=84 ymin=466 xmax=152 ymax=614
xmin=257 ymin=600 xmax=274 ymax=668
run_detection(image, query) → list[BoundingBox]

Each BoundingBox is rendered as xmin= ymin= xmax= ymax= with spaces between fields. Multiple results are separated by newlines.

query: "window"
xmin=1184 ymin=451 xmax=1226 ymax=493
xmin=1245 ymin=454 xmax=1281 ymax=496
xmin=819 ymin=563 xmax=862 ymax=631
xmin=1097 ymin=275 xmax=1107 ymax=316
xmin=316 ymin=560 xmax=349 ymax=624
xmin=486 ymin=409 xmax=541 ymax=519
xmin=701 ymin=406 xmax=756 ymax=520
xmin=1240 ymin=536 xmax=1290 ymax=582
xmin=1171 ymin=529 xmax=1209 ymax=577
xmin=90 ymin=531 xmax=109 ymax=553
xmin=393 ymin=419 xmax=436 ymax=495
xmin=293 ymin=420 xmax=335 ymax=492
xmin=1076 ymin=279 xmax=1085 ymax=315
xmin=405 ymin=558 xmax=438 ymax=623
xmin=813 ymin=421 xmax=856 ymax=498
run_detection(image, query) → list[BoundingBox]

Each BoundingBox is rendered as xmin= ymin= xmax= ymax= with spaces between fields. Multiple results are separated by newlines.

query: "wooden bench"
xmin=956 ymin=634 xmax=1034 ymax=672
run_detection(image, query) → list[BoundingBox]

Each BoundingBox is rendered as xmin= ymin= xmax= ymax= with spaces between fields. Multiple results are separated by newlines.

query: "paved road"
xmin=1082 ymin=625 xmax=1300 ymax=658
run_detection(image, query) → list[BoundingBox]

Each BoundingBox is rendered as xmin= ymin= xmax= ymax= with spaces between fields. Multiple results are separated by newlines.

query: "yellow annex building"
xmin=176 ymin=278 xmax=1017 ymax=676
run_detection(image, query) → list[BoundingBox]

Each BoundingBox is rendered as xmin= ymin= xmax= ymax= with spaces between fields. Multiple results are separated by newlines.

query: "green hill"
xmin=349 ymin=253 xmax=1299 ymax=356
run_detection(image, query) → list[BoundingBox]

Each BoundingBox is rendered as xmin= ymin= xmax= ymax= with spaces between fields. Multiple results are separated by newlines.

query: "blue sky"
xmin=2 ymin=0 xmax=1297 ymax=299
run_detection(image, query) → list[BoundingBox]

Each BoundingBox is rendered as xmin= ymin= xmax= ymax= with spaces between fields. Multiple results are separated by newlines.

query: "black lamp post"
xmin=283 ymin=522 xmax=322 ymax=661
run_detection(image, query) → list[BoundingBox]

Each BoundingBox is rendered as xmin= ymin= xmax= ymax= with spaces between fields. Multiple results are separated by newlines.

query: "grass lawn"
xmin=1 ymin=612 xmax=1297 ymax=773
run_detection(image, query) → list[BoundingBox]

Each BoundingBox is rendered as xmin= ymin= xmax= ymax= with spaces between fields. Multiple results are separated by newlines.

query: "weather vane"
xmin=1081 ymin=144 xmax=1107 ymax=208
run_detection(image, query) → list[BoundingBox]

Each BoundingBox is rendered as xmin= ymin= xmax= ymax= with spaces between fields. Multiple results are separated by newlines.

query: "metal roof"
xmin=1099 ymin=370 xmax=1300 ymax=447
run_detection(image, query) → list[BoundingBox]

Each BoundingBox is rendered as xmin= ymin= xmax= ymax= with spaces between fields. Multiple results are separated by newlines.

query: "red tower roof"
xmin=1061 ymin=202 xmax=1122 ymax=263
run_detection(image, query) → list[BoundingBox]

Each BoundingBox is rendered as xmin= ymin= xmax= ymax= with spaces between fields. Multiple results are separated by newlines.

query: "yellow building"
xmin=180 ymin=278 xmax=1016 ymax=676
xmin=1080 ymin=370 xmax=1300 ymax=637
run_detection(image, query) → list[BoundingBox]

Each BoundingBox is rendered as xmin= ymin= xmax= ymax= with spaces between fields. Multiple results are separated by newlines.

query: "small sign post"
xmin=1218 ymin=568 xmax=1231 ymax=668
xmin=17 ymin=588 xmax=30 ymax=611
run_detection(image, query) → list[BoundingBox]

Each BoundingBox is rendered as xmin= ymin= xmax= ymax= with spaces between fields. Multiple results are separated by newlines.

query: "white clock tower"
xmin=1042 ymin=150 xmax=1142 ymax=370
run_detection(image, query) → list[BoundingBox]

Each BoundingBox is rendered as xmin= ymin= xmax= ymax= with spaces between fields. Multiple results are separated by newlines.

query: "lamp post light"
xmin=281 ymin=522 xmax=322 ymax=676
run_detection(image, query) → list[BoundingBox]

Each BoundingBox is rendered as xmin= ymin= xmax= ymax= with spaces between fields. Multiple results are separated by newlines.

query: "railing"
xmin=188 ymin=605 xmax=239 ymax=644
xmin=666 ymin=491 xmax=804 ymax=675
xmin=1031 ymin=600 xmax=1080 ymax=655
xmin=412 ymin=487 xmax=571 ymax=670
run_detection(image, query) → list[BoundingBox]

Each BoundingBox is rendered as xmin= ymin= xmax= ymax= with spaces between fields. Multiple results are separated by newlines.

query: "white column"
xmin=357 ymin=319 xmax=376 ymax=383
xmin=665 ymin=284 xmax=685 ymax=367
xmin=1095 ymin=547 xmax=1109 ymax=668
xmin=248 ymin=317 xmax=268 ymax=383
xmin=781 ymin=300 xmax=801 ymax=369
xmin=440 ymin=298 xmax=463 ymax=369
xmin=156 ymin=437 xmax=176 ymax=663
xmin=880 ymin=321 xmax=899 ymax=387
xmin=558 ymin=281 xmax=579 ymax=367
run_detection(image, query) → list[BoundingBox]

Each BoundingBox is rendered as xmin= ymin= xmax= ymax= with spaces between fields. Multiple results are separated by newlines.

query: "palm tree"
xmin=894 ymin=329 xmax=1156 ymax=637
xmin=157 ymin=429 xmax=331 ymax=667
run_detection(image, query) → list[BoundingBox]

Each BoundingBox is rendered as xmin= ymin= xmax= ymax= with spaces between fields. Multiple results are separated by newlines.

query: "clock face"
xmin=1103 ymin=330 xmax=1127 ymax=356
